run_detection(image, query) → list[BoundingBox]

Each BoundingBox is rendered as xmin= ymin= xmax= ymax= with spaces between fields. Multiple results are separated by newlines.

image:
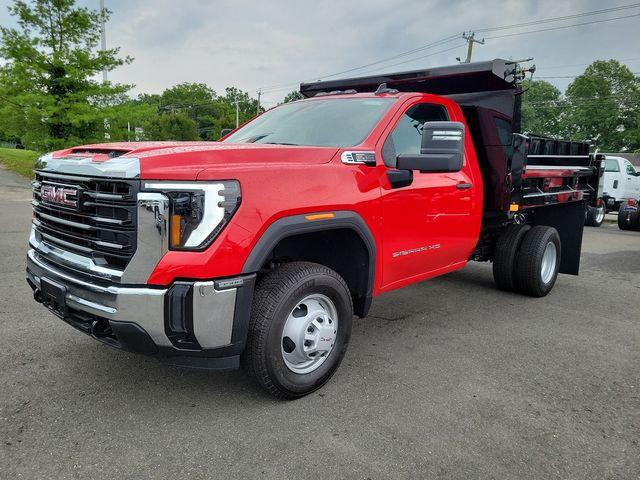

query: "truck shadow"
xmin=69 ymin=261 xmax=583 ymax=407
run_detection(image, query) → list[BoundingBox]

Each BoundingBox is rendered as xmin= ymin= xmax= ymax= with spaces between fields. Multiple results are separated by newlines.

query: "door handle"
xmin=456 ymin=182 xmax=473 ymax=190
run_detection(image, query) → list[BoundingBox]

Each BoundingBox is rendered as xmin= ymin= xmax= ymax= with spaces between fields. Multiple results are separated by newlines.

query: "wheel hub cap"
xmin=281 ymin=294 xmax=338 ymax=374
xmin=540 ymin=241 xmax=557 ymax=284
xmin=595 ymin=205 xmax=605 ymax=223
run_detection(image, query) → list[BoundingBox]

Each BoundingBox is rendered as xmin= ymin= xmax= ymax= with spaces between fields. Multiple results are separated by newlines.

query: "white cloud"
xmin=3 ymin=0 xmax=640 ymax=105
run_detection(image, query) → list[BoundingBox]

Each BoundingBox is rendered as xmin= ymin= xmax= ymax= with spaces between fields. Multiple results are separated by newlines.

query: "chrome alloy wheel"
xmin=281 ymin=294 xmax=338 ymax=374
xmin=540 ymin=241 xmax=557 ymax=284
xmin=595 ymin=204 xmax=606 ymax=224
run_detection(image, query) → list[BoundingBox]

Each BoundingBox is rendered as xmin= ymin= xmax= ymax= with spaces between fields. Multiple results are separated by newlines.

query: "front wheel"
xmin=243 ymin=262 xmax=353 ymax=399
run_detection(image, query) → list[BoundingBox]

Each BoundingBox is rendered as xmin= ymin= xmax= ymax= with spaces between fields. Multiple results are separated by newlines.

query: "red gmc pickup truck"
xmin=26 ymin=59 xmax=603 ymax=398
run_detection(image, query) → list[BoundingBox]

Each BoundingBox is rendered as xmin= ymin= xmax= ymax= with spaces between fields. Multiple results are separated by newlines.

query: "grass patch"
xmin=0 ymin=147 xmax=39 ymax=178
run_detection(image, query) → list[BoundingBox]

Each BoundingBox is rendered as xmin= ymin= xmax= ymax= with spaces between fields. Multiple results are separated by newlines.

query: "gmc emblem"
xmin=41 ymin=184 xmax=79 ymax=209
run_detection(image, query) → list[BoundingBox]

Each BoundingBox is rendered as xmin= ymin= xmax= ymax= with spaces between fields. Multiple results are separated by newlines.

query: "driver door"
xmin=378 ymin=100 xmax=479 ymax=290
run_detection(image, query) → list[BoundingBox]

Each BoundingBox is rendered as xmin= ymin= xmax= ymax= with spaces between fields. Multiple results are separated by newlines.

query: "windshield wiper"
xmin=235 ymin=133 xmax=272 ymax=143
xmin=263 ymin=142 xmax=300 ymax=146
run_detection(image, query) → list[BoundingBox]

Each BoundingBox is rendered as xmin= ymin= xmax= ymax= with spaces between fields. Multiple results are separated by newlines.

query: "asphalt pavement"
xmin=0 ymin=166 xmax=638 ymax=479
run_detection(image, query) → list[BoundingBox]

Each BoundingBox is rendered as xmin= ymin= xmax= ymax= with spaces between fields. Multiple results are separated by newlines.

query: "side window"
xmin=605 ymin=159 xmax=620 ymax=172
xmin=625 ymin=161 xmax=636 ymax=176
xmin=382 ymin=103 xmax=448 ymax=167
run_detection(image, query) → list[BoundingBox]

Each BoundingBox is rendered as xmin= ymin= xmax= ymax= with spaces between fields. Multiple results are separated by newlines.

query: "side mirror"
xmin=220 ymin=128 xmax=233 ymax=139
xmin=396 ymin=121 xmax=465 ymax=173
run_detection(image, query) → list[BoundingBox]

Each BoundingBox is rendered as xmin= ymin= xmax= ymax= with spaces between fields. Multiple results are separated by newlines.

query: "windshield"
xmin=223 ymin=97 xmax=394 ymax=147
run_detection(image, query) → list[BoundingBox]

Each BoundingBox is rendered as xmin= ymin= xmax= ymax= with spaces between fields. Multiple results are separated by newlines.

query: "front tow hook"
xmin=91 ymin=319 xmax=113 ymax=338
xmin=33 ymin=289 xmax=43 ymax=303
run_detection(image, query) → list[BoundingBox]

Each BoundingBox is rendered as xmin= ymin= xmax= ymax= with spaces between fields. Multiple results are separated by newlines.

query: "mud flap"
xmin=531 ymin=201 xmax=585 ymax=275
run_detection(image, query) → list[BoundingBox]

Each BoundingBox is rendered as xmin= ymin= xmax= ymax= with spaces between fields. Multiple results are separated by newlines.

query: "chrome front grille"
xmin=32 ymin=172 xmax=139 ymax=270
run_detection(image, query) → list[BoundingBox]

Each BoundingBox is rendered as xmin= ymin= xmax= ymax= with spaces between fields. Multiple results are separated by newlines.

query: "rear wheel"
xmin=243 ymin=262 xmax=353 ymax=399
xmin=515 ymin=226 xmax=561 ymax=297
xmin=492 ymin=224 xmax=531 ymax=292
xmin=585 ymin=203 xmax=605 ymax=227
xmin=618 ymin=203 xmax=634 ymax=231
xmin=629 ymin=203 xmax=640 ymax=231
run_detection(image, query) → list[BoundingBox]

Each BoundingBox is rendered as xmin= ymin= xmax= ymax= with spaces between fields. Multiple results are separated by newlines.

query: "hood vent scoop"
xmin=70 ymin=148 xmax=130 ymax=159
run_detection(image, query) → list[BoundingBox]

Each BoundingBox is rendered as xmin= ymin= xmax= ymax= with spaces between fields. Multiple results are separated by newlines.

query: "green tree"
xmin=138 ymin=84 xmax=262 ymax=140
xmin=0 ymin=0 xmax=132 ymax=150
xmin=144 ymin=111 xmax=199 ymax=141
xmin=283 ymin=90 xmax=304 ymax=103
xmin=103 ymin=95 xmax=157 ymax=142
xmin=221 ymin=87 xmax=262 ymax=125
xmin=158 ymin=83 xmax=217 ymax=139
xmin=521 ymin=80 xmax=564 ymax=137
xmin=564 ymin=60 xmax=640 ymax=151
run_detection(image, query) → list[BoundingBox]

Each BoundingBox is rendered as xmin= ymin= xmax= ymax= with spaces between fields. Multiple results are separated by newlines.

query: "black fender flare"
xmin=241 ymin=210 xmax=376 ymax=317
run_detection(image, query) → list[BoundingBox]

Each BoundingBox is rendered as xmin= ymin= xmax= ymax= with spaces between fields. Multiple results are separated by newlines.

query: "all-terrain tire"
xmin=514 ymin=226 xmax=562 ymax=297
xmin=242 ymin=262 xmax=353 ymax=399
xmin=492 ymin=224 xmax=532 ymax=292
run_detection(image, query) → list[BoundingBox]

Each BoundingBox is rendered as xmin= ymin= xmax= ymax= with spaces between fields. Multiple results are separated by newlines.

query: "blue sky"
xmin=1 ymin=0 xmax=639 ymax=107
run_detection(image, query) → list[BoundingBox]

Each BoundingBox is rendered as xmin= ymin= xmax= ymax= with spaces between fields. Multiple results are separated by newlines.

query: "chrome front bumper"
xmin=27 ymin=157 xmax=255 ymax=367
xmin=26 ymin=249 xmax=254 ymax=364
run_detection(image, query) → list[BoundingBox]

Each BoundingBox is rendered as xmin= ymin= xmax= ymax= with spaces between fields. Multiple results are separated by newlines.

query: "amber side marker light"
xmin=170 ymin=214 xmax=182 ymax=247
xmin=305 ymin=213 xmax=335 ymax=221
xmin=509 ymin=204 xmax=519 ymax=212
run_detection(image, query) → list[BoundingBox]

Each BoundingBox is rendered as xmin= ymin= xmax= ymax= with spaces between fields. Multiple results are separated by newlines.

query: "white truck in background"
xmin=602 ymin=156 xmax=640 ymax=212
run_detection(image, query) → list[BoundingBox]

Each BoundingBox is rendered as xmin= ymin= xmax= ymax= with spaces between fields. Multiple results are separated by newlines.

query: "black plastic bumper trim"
xmin=165 ymin=282 xmax=200 ymax=350
xmin=156 ymin=273 xmax=256 ymax=360
xmin=159 ymin=355 xmax=240 ymax=371
xmin=109 ymin=320 xmax=159 ymax=355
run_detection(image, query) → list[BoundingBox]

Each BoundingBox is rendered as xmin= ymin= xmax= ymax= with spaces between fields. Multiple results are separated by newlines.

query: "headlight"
xmin=144 ymin=181 xmax=241 ymax=250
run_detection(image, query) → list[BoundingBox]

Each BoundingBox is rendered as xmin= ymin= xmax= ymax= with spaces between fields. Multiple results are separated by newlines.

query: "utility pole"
xmin=234 ymin=99 xmax=240 ymax=128
xmin=99 ymin=0 xmax=107 ymax=83
xmin=462 ymin=31 xmax=484 ymax=63
xmin=99 ymin=0 xmax=110 ymax=140
xmin=256 ymin=89 xmax=262 ymax=116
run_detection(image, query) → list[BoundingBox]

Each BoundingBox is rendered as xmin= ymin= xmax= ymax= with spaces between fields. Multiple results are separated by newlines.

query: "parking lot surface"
xmin=1 ymin=167 xmax=638 ymax=479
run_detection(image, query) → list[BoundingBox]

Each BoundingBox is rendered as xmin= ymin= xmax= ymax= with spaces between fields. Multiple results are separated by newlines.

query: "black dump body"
xmin=301 ymin=59 xmax=604 ymax=275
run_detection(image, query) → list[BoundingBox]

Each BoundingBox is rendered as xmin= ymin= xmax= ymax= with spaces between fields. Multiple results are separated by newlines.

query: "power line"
xmin=484 ymin=13 xmax=640 ymax=40
xmin=312 ymin=35 xmax=460 ymax=81
xmin=261 ymin=9 xmax=637 ymax=96
xmin=476 ymin=3 xmax=640 ymax=33
xmin=260 ymin=43 xmax=467 ymax=95
xmin=334 ymin=43 xmax=467 ymax=78
xmin=527 ymin=96 xmax=639 ymax=104
xmin=540 ymin=57 xmax=640 ymax=70
xmin=259 ymin=33 xmax=461 ymax=93
xmin=525 ymin=101 xmax=639 ymax=108
xmin=258 ymin=5 xmax=640 ymax=99
xmin=537 ymin=72 xmax=640 ymax=79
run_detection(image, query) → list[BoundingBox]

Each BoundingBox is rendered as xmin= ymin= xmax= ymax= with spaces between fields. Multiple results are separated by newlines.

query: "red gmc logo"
xmin=41 ymin=185 xmax=79 ymax=208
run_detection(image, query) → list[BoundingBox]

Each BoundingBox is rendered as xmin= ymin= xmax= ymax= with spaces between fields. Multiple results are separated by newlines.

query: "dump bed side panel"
xmin=517 ymin=137 xmax=604 ymax=210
